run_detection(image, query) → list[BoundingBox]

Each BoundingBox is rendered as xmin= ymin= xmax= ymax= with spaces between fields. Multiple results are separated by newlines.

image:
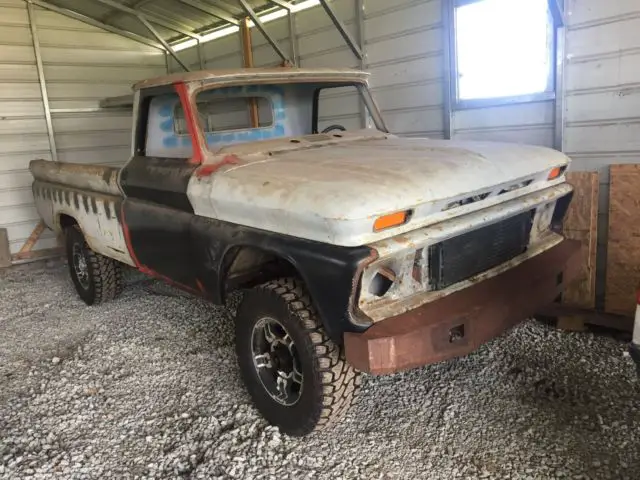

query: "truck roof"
xmin=133 ymin=67 xmax=370 ymax=91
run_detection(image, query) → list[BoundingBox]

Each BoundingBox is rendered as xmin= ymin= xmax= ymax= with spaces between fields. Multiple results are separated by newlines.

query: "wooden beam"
xmin=240 ymin=18 xmax=259 ymax=128
xmin=238 ymin=0 xmax=290 ymax=64
xmin=16 ymin=222 xmax=46 ymax=260
xmin=562 ymin=171 xmax=599 ymax=309
xmin=12 ymin=247 xmax=63 ymax=264
xmin=0 ymin=228 xmax=10 ymax=268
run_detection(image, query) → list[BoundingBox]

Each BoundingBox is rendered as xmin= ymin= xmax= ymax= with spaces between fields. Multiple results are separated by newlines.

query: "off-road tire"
xmin=65 ymin=226 xmax=123 ymax=305
xmin=235 ymin=277 xmax=362 ymax=436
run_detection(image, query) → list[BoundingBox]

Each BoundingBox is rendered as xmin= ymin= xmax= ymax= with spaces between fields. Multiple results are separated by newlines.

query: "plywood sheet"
xmin=564 ymin=172 xmax=599 ymax=232
xmin=606 ymin=164 xmax=640 ymax=315
xmin=562 ymin=172 xmax=599 ymax=308
xmin=605 ymin=238 xmax=640 ymax=315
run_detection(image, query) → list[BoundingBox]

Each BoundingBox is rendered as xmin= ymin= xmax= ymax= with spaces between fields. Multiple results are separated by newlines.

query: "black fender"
xmin=190 ymin=215 xmax=376 ymax=342
xmin=121 ymin=199 xmax=376 ymax=342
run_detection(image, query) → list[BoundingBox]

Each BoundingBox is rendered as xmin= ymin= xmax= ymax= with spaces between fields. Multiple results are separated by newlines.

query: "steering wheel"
xmin=321 ymin=124 xmax=347 ymax=134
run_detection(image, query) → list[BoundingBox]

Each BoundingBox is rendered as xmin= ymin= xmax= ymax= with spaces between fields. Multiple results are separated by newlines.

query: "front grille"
xmin=428 ymin=211 xmax=534 ymax=290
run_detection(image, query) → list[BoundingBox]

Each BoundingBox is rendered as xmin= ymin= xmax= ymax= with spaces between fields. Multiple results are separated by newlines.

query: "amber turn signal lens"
xmin=374 ymin=211 xmax=408 ymax=231
xmin=548 ymin=167 xmax=564 ymax=180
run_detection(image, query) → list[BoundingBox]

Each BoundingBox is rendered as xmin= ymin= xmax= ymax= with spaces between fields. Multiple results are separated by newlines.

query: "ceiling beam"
xmin=137 ymin=15 xmax=190 ymax=72
xmin=101 ymin=0 xmax=153 ymax=24
xmin=268 ymin=0 xmax=293 ymax=9
xmin=238 ymin=0 xmax=291 ymax=64
xmin=318 ymin=0 xmax=363 ymax=60
xmin=177 ymin=0 xmax=240 ymax=25
xmin=94 ymin=0 xmax=202 ymax=40
xmin=29 ymin=0 xmax=166 ymax=51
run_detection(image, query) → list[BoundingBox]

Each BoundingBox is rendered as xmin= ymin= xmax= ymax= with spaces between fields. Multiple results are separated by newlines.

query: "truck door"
xmin=118 ymin=83 xmax=202 ymax=293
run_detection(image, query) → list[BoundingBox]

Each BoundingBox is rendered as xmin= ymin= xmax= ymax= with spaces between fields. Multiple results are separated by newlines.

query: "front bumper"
xmin=344 ymin=238 xmax=581 ymax=374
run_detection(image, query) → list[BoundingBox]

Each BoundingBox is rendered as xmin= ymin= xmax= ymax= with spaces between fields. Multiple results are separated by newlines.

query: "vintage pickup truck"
xmin=30 ymin=67 xmax=580 ymax=436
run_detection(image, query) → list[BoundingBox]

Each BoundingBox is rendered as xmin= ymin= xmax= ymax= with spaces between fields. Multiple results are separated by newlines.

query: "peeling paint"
xmin=195 ymin=155 xmax=241 ymax=178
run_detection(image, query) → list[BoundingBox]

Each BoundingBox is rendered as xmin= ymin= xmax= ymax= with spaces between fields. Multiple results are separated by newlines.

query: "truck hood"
xmin=188 ymin=132 xmax=570 ymax=246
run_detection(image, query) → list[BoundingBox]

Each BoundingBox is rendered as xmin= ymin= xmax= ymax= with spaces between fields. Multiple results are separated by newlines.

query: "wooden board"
xmin=562 ymin=172 xmax=599 ymax=308
xmin=606 ymin=164 xmax=640 ymax=315
xmin=0 ymin=228 xmax=10 ymax=268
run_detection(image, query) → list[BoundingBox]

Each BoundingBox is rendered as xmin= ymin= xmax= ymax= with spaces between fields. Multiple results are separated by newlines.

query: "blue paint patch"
xmin=274 ymin=108 xmax=286 ymax=121
xmin=159 ymin=118 xmax=174 ymax=132
xmin=274 ymin=124 xmax=285 ymax=136
xmin=159 ymin=104 xmax=173 ymax=117
xmin=163 ymin=136 xmax=178 ymax=148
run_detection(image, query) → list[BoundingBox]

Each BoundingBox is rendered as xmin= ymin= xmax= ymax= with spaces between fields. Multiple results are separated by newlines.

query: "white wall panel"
xmin=365 ymin=0 xmax=444 ymax=137
xmin=453 ymin=101 xmax=554 ymax=146
xmin=0 ymin=3 xmax=165 ymax=256
xmin=564 ymin=0 xmax=640 ymax=303
xmin=452 ymin=100 xmax=555 ymax=147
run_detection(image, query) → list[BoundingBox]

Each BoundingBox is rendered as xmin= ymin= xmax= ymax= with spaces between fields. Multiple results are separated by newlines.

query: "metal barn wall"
xmin=0 ymin=0 xmax=165 ymax=255
xmin=169 ymin=0 xmax=444 ymax=137
xmin=564 ymin=0 xmax=640 ymax=302
xmin=365 ymin=0 xmax=444 ymax=138
xmin=451 ymin=100 xmax=556 ymax=147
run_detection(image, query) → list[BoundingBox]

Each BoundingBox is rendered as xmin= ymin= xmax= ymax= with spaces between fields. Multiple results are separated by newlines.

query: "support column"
xmin=441 ymin=0 xmax=454 ymax=140
xmin=241 ymin=18 xmax=260 ymax=128
xmin=27 ymin=1 xmax=57 ymax=162
xmin=356 ymin=0 xmax=366 ymax=128
xmin=287 ymin=8 xmax=299 ymax=66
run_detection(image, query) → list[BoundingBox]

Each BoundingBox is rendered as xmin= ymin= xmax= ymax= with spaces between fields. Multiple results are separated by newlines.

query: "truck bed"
xmin=30 ymin=159 xmax=133 ymax=266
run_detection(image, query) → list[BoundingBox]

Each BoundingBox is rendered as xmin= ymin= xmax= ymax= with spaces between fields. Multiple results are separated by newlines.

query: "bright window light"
xmin=455 ymin=0 xmax=553 ymax=100
xmin=172 ymin=0 xmax=320 ymax=52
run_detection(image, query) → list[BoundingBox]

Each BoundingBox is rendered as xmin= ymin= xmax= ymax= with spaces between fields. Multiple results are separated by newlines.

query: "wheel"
xmin=65 ymin=226 xmax=123 ymax=305
xmin=235 ymin=278 xmax=361 ymax=436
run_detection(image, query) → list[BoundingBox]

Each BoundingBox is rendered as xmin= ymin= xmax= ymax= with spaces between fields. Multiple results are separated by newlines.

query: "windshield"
xmin=181 ymin=82 xmax=386 ymax=151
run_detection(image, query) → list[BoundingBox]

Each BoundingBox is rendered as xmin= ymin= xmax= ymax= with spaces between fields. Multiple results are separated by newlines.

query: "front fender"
xmin=190 ymin=215 xmax=375 ymax=342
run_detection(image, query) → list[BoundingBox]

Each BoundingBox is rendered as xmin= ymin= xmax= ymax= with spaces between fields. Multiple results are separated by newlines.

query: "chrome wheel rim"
xmin=251 ymin=317 xmax=303 ymax=406
xmin=72 ymin=243 xmax=90 ymax=290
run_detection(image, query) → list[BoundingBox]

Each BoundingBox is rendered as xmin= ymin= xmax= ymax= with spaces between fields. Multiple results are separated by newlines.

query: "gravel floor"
xmin=1 ymin=260 xmax=639 ymax=480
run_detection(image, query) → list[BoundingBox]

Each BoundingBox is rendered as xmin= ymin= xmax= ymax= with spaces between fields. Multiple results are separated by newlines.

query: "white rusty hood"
xmin=188 ymin=133 xmax=571 ymax=246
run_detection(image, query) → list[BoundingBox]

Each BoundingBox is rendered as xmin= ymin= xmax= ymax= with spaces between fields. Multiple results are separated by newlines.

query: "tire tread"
xmin=256 ymin=277 xmax=362 ymax=433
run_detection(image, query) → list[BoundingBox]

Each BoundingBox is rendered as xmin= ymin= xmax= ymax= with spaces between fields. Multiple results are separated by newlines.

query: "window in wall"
xmin=454 ymin=0 xmax=554 ymax=106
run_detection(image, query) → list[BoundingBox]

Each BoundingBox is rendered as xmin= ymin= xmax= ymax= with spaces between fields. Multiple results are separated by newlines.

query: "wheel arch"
xmin=56 ymin=212 xmax=102 ymax=256
xmin=57 ymin=212 xmax=78 ymax=231
xmin=215 ymin=241 xmax=375 ymax=343
xmin=220 ymin=244 xmax=301 ymax=299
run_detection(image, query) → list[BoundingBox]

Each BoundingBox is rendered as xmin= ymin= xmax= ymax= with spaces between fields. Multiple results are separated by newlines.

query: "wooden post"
xmin=240 ymin=17 xmax=259 ymax=128
xmin=0 ymin=228 xmax=10 ymax=268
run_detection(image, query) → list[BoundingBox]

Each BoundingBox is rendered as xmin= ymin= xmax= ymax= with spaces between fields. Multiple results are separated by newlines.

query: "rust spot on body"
xmin=195 ymin=155 xmax=241 ymax=178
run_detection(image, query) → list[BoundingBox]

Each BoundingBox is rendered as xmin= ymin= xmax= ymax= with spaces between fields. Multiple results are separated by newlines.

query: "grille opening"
xmin=428 ymin=210 xmax=534 ymax=290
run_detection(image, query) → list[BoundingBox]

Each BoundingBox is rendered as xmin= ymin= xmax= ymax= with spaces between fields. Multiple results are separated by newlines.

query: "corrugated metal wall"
xmin=168 ymin=0 xmax=445 ymax=137
xmin=564 ymin=0 xmax=640 ymax=303
xmin=452 ymin=100 xmax=555 ymax=147
xmin=0 ymin=0 xmax=165 ymax=255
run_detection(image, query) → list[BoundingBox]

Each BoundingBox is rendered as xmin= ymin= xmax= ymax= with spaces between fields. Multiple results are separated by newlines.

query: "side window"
xmin=145 ymin=93 xmax=193 ymax=159
xmin=316 ymin=85 xmax=366 ymax=133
